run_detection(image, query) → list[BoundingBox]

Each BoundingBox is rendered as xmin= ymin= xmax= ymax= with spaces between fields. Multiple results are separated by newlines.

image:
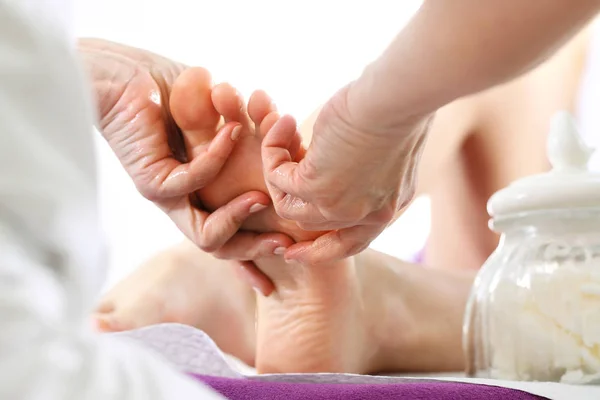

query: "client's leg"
xmin=100 ymin=239 xmax=473 ymax=372
xmin=427 ymin=28 xmax=589 ymax=270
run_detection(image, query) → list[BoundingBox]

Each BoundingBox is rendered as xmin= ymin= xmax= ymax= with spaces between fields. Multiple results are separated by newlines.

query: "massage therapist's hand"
xmin=262 ymin=0 xmax=600 ymax=265
xmin=262 ymin=84 xmax=433 ymax=264
xmin=78 ymin=38 xmax=292 ymax=259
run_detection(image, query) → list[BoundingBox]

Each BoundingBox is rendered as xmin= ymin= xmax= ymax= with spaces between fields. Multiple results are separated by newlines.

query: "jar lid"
xmin=487 ymin=111 xmax=600 ymax=218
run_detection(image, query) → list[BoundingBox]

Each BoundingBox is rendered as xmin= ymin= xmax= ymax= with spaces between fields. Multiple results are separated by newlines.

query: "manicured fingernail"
xmin=231 ymin=125 xmax=242 ymax=141
xmin=249 ymin=203 xmax=268 ymax=213
xmin=273 ymin=247 xmax=286 ymax=255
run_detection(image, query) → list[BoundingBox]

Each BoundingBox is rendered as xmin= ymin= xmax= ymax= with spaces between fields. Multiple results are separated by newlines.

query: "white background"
xmin=73 ymin=0 xmax=430 ymax=289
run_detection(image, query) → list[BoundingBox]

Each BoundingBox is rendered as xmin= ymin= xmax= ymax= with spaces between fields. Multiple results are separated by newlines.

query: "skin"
xmin=95 ymin=24 xmax=592 ymax=374
xmin=98 ymin=240 xmax=473 ymax=372
xmin=98 ymin=67 xmax=374 ymax=373
xmin=296 ymin=26 xmax=590 ymax=270
xmin=264 ymin=0 xmax=600 ymax=265
xmin=79 ymin=38 xmax=294 ymax=264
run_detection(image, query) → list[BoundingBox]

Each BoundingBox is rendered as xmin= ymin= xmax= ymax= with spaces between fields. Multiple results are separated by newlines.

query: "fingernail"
xmin=273 ymin=247 xmax=286 ymax=255
xmin=231 ymin=125 xmax=242 ymax=141
xmin=249 ymin=203 xmax=268 ymax=213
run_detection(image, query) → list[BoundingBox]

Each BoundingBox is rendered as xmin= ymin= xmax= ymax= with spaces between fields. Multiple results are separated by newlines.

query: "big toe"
xmin=93 ymin=311 xmax=131 ymax=333
xmin=93 ymin=300 xmax=134 ymax=332
xmin=170 ymin=67 xmax=221 ymax=152
xmin=93 ymin=294 xmax=167 ymax=333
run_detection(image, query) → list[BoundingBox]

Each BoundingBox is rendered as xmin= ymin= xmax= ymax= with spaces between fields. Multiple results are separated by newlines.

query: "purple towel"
xmin=191 ymin=374 xmax=549 ymax=400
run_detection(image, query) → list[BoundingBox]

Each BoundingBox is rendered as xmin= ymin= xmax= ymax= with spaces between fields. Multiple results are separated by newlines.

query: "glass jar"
xmin=463 ymin=112 xmax=600 ymax=384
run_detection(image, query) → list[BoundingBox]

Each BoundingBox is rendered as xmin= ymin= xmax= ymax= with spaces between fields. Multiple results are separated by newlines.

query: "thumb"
xmin=261 ymin=116 xmax=325 ymax=222
xmin=261 ymin=115 xmax=302 ymax=203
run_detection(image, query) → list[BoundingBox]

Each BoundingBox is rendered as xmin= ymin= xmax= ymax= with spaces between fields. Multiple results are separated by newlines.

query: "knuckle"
xmin=314 ymin=189 xmax=343 ymax=211
xmin=196 ymin=238 xmax=218 ymax=253
xmin=296 ymin=222 xmax=315 ymax=231
xmin=136 ymin=183 xmax=161 ymax=202
xmin=211 ymin=251 xmax=228 ymax=260
xmin=299 ymin=154 xmax=319 ymax=182
xmin=398 ymin=188 xmax=416 ymax=210
xmin=404 ymin=189 xmax=417 ymax=207
xmin=272 ymin=201 xmax=294 ymax=221
xmin=355 ymin=240 xmax=371 ymax=254
xmin=375 ymin=206 xmax=396 ymax=225
xmin=321 ymin=206 xmax=353 ymax=223
xmin=229 ymin=212 xmax=247 ymax=228
xmin=347 ymin=241 xmax=368 ymax=257
xmin=220 ymin=214 xmax=245 ymax=234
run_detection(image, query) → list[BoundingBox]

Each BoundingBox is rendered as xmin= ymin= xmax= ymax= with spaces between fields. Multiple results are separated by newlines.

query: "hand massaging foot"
xmin=169 ymin=68 xmax=322 ymax=242
xmin=96 ymin=67 xmax=378 ymax=374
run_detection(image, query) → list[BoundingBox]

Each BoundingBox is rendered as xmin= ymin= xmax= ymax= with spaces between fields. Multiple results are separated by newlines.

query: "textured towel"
xmin=115 ymin=324 xmax=600 ymax=400
xmin=193 ymin=374 xmax=549 ymax=400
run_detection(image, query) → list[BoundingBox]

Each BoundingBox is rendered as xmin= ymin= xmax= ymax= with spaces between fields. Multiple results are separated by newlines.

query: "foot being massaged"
xmin=95 ymin=23 xmax=590 ymax=375
xmin=95 ymin=65 xmax=473 ymax=374
xmin=4 ymin=0 xmax=600 ymax=398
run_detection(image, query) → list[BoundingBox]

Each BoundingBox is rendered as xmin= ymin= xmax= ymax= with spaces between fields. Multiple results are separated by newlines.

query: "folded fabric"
xmin=118 ymin=324 xmax=596 ymax=399
xmin=193 ymin=374 xmax=548 ymax=400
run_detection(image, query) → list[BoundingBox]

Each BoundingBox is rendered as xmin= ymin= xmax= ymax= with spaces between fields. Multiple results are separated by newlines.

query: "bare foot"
xmin=168 ymin=68 xmax=322 ymax=242
xmin=170 ymin=68 xmax=377 ymax=373
xmin=95 ymin=241 xmax=257 ymax=365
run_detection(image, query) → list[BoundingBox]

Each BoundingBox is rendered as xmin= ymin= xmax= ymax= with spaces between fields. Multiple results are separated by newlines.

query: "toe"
xmin=170 ymin=67 xmax=221 ymax=153
xmin=248 ymin=90 xmax=277 ymax=137
xmin=93 ymin=312 xmax=129 ymax=332
xmin=212 ymin=83 xmax=252 ymax=134
xmin=95 ymin=300 xmax=115 ymax=314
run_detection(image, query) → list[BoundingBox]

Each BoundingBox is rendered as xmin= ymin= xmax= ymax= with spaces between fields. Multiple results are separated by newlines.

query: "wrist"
xmin=345 ymin=63 xmax=436 ymax=145
xmin=344 ymin=61 xmax=436 ymax=141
